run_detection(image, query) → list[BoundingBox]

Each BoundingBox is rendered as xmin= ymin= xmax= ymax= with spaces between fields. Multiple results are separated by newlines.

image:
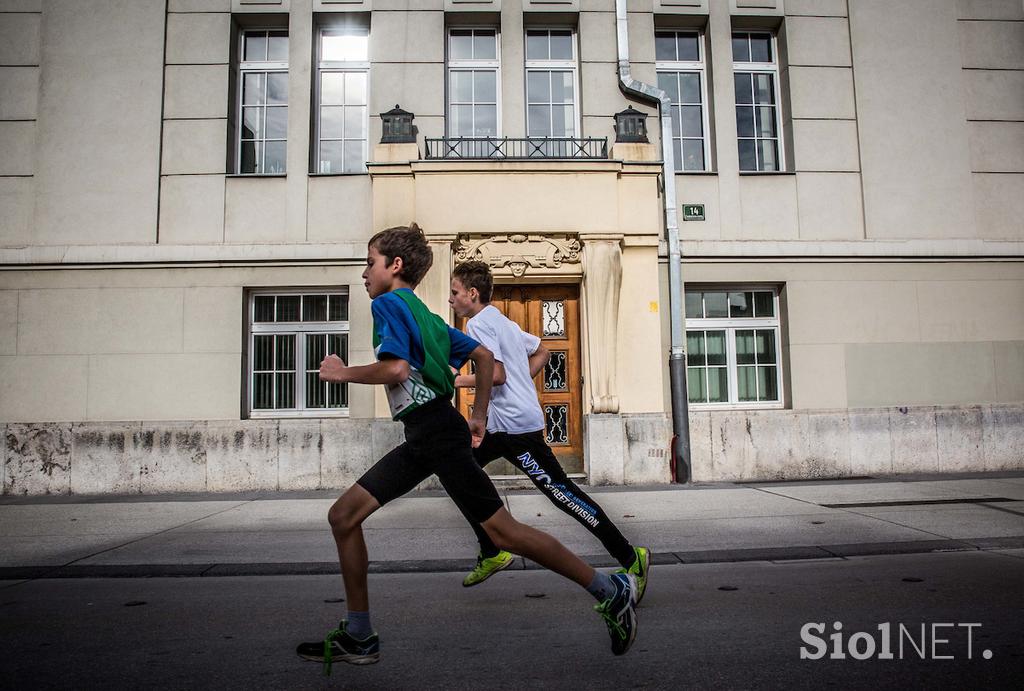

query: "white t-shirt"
xmin=466 ymin=305 xmax=546 ymax=434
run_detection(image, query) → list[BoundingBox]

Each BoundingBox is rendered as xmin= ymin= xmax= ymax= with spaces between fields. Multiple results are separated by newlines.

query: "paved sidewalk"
xmin=2 ymin=472 xmax=1023 ymax=579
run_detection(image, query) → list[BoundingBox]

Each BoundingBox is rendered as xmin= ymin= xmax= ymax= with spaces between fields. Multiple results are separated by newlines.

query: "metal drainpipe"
xmin=614 ymin=0 xmax=691 ymax=483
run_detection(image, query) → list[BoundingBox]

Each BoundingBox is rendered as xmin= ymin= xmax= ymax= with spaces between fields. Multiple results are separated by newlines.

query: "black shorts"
xmin=356 ymin=397 xmax=504 ymax=524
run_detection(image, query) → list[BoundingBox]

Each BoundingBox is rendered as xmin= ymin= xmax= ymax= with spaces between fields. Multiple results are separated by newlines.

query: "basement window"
xmin=246 ymin=289 xmax=349 ymax=417
xmin=684 ymin=287 xmax=783 ymax=408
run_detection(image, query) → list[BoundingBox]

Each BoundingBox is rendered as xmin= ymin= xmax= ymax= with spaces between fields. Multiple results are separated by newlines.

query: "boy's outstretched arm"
xmin=319 ymin=354 xmax=409 ymax=385
xmin=466 ymin=344 xmax=494 ymax=447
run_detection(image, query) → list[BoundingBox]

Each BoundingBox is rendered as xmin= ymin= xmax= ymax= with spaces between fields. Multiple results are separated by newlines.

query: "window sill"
xmin=249 ymin=410 xmax=351 ymax=419
xmin=226 ymin=174 xmax=288 ymax=179
xmin=672 ymin=171 xmax=797 ymax=177
xmin=309 ymin=172 xmax=370 ymax=177
xmin=688 ymin=403 xmax=786 ymax=412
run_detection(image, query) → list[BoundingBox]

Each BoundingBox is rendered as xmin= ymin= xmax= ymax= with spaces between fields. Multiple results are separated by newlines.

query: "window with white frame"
xmin=732 ymin=31 xmax=783 ymax=172
xmin=237 ymin=29 xmax=288 ymax=175
xmin=525 ymin=28 xmax=579 ymax=155
xmin=656 ymin=30 xmax=710 ymax=172
xmin=684 ymin=288 xmax=782 ymax=407
xmin=315 ymin=21 xmax=369 ymax=174
xmin=248 ymin=290 xmax=350 ymax=416
xmin=447 ymin=28 xmax=500 ymax=152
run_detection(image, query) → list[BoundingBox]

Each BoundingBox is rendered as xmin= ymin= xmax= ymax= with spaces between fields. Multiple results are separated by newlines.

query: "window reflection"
xmin=322 ymin=33 xmax=368 ymax=62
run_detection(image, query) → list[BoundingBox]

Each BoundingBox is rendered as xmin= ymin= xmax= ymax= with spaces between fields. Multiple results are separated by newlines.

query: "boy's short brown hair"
xmin=368 ymin=222 xmax=433 ymax=287
xmin=452 ymin=260 xmax=493 ymax=303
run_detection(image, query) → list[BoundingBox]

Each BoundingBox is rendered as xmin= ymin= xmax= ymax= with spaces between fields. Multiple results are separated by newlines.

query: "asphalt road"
xmin=2 ymin=551 xmax=1022 ymax=690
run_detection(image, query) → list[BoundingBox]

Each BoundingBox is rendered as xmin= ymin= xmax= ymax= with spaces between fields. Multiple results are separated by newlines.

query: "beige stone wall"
xmin=0 ymin=0 xmax=38 ymax=247
xmin=3 ymin=0 xmax=1021 ymax=252
xmin=958 ymin=0 xmax=1024 ymax=241
xmin=672 ymin=0 xmax=1023 ymax=245
xmin=850 ymin=0 xmax=973 ymax=240
xmin=617 ymin=244 xmax=667 ymax=413
xmin=160 ymin=2 xmax=231 ymax=244
xmin=36 ymin=1 xmax=164 ymax=245
xmin=5 ymin=257 xmax=1016 ymax=424
xmin=0 ymin=0 xmax=167 ymax=246
xmin=687 ymin=404 xmax=1024 ymax=482
xmin=680 ymin=260 xmax=1024 ymax=411
xmin=0 ymin=0 xmax=39 ymax=246
xmin=0 ymin=265 xmax=374 ymax=423
xmin=675 ymin=0 xmax=860 ymax=242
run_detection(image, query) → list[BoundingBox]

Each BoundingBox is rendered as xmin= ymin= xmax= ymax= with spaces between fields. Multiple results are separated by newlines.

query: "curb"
xmin=3 ymin=536 xmax=1022 ymax=581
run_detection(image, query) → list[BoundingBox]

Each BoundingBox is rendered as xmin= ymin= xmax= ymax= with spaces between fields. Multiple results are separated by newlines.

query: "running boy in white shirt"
xmin=449 ymin=261 xmax=650 ymax=601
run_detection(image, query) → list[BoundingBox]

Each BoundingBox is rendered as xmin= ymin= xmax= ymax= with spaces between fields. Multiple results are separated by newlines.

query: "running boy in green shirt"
xmin=296 ymin=224 xmax=639 ymax=673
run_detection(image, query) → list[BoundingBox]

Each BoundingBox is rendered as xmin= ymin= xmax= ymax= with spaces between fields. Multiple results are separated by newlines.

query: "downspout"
xmin=614 ymin=0 xmax=691 ymax=483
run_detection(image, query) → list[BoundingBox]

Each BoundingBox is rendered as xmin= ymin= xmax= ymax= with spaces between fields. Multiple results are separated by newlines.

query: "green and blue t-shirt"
xmin=372 ymin=288 xmax=480 ymax=420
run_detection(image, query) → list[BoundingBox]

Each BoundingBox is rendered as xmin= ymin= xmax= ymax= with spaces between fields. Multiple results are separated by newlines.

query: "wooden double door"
xmin=457 ymin=284 xmax=584 ymax=474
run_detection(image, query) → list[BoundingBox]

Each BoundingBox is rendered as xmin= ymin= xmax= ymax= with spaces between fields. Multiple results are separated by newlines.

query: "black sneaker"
xmin=594 ymin=572 xmax=639 ymax=655
xmin=296 ymin=620 xmax=380 ymax=674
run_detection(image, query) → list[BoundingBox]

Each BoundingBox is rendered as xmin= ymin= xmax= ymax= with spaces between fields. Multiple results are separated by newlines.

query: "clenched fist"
xmin=319 ymin=354 xmax=348 ymax=383
xmin=468 ymin=417 xmax=486 ymax=448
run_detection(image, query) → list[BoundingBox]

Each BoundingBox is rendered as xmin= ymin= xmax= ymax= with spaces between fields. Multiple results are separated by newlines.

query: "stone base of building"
xmin=3 ymin=405 xmax=1022 ymax=495
xmin=2 ymin=419 xmax=403 ymax=496
xmin=689 ymin=404 xmax=1024 ymax=482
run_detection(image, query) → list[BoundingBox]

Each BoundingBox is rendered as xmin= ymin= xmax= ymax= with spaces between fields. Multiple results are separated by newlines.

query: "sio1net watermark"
xmin=799 ymin=622 xmax=993 ymax=661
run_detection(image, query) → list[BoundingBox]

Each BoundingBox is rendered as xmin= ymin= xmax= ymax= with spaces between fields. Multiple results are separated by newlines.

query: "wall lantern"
xmin=380 ymin=105 xmax=416 ymax=144
xmin=613 ymin=106 xmax=649 ymax=144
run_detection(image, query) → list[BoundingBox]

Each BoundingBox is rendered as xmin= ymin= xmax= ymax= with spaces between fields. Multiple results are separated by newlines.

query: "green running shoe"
xmin=628 ymin=546 xmax=650 ymax=604
xmin=296 ymin=620 xmax=379 ymax=675
xmin=594 ymin=572 xmax=639 ymax=656
xmin=615 ymin=546 xmax=650 ymax=605
xmin=462 ymin=550 xmax=515 ymax=587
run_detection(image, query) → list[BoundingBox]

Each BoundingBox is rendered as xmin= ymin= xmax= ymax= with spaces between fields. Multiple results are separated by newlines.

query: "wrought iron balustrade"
xmin=424 ymin=137 xmax=608 ymax=160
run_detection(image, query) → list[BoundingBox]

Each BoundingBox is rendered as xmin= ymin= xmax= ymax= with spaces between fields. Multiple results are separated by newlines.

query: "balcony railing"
xmin=424 ymin=137 xmax=608 ymax=160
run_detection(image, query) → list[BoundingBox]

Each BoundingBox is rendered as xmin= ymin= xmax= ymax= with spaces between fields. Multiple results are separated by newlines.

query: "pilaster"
xmin=419 ymin=234 xmax=456 ymax=320
xmin=286 ymin=1 xmax=313 ymax=241
xmin=582 ymin=237 xmax=623 ymax=414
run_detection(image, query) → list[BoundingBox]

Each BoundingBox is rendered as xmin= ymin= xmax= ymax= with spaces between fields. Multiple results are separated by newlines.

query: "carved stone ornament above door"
xmin=453 ymin=234 xmax=582 ymax=277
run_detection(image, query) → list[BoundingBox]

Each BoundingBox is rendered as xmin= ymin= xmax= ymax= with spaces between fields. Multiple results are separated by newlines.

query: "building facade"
xmin=1 ymin=0 xmax=1022 ymax=495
